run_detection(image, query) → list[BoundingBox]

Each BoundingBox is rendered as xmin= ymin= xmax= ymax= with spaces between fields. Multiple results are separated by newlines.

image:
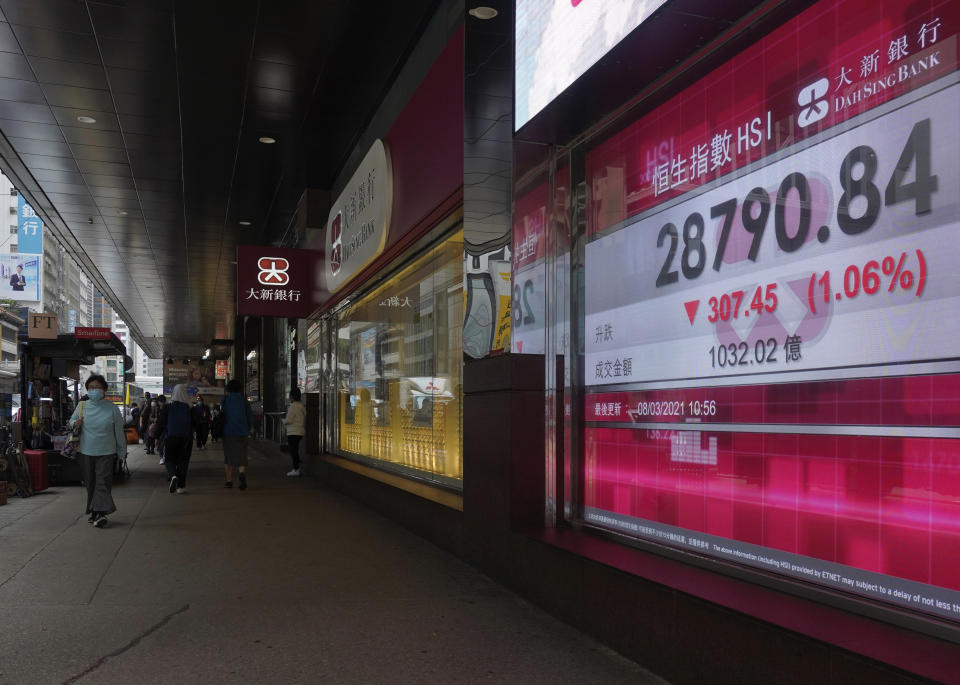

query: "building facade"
xmin=295 ymin=2 xmax=959 ymax=683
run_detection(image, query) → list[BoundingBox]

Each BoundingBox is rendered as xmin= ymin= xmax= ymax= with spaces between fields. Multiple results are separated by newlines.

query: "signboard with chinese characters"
xmin=579 ymin=0 xmax=960 ymax=626
xmin=585 ymin=0 xmax=959 ymax=387
xmin=236 ymin=245 xmax=322 ymax=318
xmin=511 ymin=181 xmax=548 ymax=354
xmin=67 ymin=309 xmax=77 ymax=333
xmin=215 ymin=360 xmax=228 ymax=380
xmin=324 ymin=139 xmax=392 ymax=293
xmin=16 ymin=194 xmax=42 ymax=255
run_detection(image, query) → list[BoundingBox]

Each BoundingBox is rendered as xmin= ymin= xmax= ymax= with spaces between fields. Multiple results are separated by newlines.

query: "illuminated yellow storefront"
xmin=334 ymin=228 xmax=463 ymax=488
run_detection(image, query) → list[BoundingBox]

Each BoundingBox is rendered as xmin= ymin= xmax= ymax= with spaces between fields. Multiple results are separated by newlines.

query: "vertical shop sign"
xmin=324 ymin=139 xmax=393 ymax=292
xmin=16 ymin=194 xmax=42 ymax=255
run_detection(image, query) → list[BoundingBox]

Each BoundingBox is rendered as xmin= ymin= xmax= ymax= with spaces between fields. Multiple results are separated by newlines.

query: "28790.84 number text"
xmin=655 ymin=119 xmax=936 ymax=287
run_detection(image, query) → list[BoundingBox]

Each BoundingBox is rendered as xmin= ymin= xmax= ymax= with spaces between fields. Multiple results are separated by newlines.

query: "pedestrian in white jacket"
xmin=284 ymin=388 xmax=306 ymax=476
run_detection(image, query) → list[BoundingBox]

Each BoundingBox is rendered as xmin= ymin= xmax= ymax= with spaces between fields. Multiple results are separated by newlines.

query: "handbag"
xmin=61 ymin=401 xmax=86 ymax=460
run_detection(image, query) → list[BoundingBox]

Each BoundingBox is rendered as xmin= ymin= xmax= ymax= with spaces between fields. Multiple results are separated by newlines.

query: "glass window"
xmin=335 ymin=229 xmax=463 ymax=488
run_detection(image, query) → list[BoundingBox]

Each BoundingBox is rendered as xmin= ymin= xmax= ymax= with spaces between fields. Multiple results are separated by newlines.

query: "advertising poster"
xmin=163 ymin=360 xmax=224 ymax=396
xmin=0 ymin=254 xmax=40 ymax=301
xmin=580 ymin=0 xmax=960 ymax=623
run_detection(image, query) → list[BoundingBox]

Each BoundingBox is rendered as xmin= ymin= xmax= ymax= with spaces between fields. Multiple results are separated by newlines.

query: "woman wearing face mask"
xmin=69 ymin=374 xmax=126 ymax=528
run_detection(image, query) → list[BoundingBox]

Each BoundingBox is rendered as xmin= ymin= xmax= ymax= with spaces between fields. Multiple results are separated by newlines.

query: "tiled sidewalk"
xmin=0 ymin=441 xmax=666 ymax=685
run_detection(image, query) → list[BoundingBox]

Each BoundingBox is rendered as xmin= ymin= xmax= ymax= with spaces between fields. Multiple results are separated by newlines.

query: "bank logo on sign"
xmin=797 ymin=77 xmax=830 ymax=128
xmin=257 ymin=257 xmax=290 ymax=285
xmin=329 ymin=211 xmax=343 ymax=275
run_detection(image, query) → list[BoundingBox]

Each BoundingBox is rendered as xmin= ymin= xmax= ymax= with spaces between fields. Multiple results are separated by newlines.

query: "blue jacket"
xmin=69 ymin=398 xmax=126 ymax=458
xmin=222 ymin=392 xmax=253 ymax=437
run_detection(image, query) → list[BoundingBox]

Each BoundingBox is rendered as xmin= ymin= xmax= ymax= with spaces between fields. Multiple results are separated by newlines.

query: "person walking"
xmin=144 ymin=398 xmax=160 ymax=454
xmin=210 ymin=404 xmax=221 ymax=443
xmin=222 ymin=379 xmax=253 ymax=490
xmin=69 ymin=374 xmax=125 ymax=528
xmin=284 ymin=388 xmax=306 ymax=476
xmin=156 ymin=385 xmax=195 ymax=493
xmin=192 ymin=398 xmax=211 ymax=450
xmin=156 ymin=394 xmax=168 ymax=465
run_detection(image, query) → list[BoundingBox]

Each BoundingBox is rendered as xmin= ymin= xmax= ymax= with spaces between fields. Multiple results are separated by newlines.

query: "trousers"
xmin=84 ymin=453 xmax=117 ymax=515
xmin=164 ymin=436 xmax=193 ymax=487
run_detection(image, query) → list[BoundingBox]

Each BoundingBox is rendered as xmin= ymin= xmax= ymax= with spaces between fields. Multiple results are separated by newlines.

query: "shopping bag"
xmin=61 ymin=401 xmax=86 ymax=460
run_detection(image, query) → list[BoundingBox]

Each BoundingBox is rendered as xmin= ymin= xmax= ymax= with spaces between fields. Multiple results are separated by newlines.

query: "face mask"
xmin=88 ymin=389 xmax=104 ymax=401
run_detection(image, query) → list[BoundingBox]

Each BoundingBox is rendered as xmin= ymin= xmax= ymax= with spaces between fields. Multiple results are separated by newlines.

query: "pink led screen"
xmin=581 ymin=0 xmax=960 ymax=623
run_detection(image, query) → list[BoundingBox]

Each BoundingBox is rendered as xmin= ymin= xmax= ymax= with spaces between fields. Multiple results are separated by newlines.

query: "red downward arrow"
xmin=684 ymin=299 xmax=699 ymax=325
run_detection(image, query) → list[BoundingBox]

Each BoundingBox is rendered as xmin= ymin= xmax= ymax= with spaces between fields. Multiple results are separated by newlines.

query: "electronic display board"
xmin=581 ymin=0 xmax=960 ymax=623
xmin=514 ymin=0 xmax=667 ymax=130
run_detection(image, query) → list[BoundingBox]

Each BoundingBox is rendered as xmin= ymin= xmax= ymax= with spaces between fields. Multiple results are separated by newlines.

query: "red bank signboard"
xmin=581 ymin=0 xmax=960 ymax=623
xmin=236 ymin=245 xmax=321 ymax=318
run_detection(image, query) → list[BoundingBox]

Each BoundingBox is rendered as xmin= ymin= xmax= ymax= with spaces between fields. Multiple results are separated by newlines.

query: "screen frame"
xmin=538 ymin=0 xmax=960 ymax=643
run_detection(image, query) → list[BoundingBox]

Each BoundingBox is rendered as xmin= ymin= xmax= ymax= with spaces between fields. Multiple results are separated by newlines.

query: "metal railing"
xmin=263 ymin=412 xmax=286 ymax=442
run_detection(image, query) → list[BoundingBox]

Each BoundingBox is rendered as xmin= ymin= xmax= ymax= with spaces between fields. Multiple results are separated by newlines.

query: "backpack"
xmin=211 ymin=405 xmax=226 ymax=438
xmin=167 ymin=402 xmax=192 ymax=438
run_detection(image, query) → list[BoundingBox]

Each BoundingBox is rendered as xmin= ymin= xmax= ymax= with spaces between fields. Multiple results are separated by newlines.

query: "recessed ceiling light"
xmin=239 ymin=220 xmax=251 ymax=226
xmin=258 ymin=136 xmax=276 ymax=144
xmin=77 ymin=115 xmax=97 ymax=124
xmin=468 ymin=6 xmax=498 ymax=19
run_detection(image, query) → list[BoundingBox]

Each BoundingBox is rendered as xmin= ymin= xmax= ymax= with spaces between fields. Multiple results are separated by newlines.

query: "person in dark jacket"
xmin=192 ymin=398 xmax=211 ymax=450
xmin=155 ymin=385 xmax=195 ymax=493
xmin=143 ymin=398 xmax=160 ymax=454
xmin=222 ymin=379 xmax=253 ymax=490
xmin=9 ymin=264 xmax=25 ymax=291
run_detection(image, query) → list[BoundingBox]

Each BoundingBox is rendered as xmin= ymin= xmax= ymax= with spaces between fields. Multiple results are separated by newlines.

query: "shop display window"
xmin=333 ymin=229 xmax=463 ymax=489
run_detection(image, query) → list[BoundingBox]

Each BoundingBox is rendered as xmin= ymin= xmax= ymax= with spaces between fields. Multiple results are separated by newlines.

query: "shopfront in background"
xmin=313 ymin=26 xmax=465 ymax=495
xmin=514 ymin=0 xmax=960 ymax=669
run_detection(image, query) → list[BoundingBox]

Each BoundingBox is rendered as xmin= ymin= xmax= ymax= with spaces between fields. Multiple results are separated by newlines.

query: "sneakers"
xmin=169 ymin=476 xmax=178 ymax=493
xmin=286 ymin=469 xmax=300 ymax=477
xmin=159 ymin=457 xmax=165 ymax=465
xmin=93 ymin=515 xmax=108 ymax=528
xmin=87 ymin=513 xmax=96 ymax=524
xmin=176 ymin=487 xmax=185 ymax=494
xmin=224 ymin=481 xmax=233 ymax=488
xmin=238 ymin=473 xmax=247 ymax=491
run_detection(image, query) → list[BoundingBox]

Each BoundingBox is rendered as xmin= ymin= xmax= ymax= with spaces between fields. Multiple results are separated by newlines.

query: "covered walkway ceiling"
xmin=0 ymin=0 xmax=441 ymax=358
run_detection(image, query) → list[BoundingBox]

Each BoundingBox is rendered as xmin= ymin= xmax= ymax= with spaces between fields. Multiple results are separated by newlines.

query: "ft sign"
xmin=28 ymin=313 xmax=57 ymax=339
xmin=236 ymin=245 xmax=321 ymax=318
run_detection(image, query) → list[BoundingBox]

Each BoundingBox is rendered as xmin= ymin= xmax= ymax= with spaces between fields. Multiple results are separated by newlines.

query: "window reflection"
xmin=336 ymin=230 xmax=463 ymax=486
